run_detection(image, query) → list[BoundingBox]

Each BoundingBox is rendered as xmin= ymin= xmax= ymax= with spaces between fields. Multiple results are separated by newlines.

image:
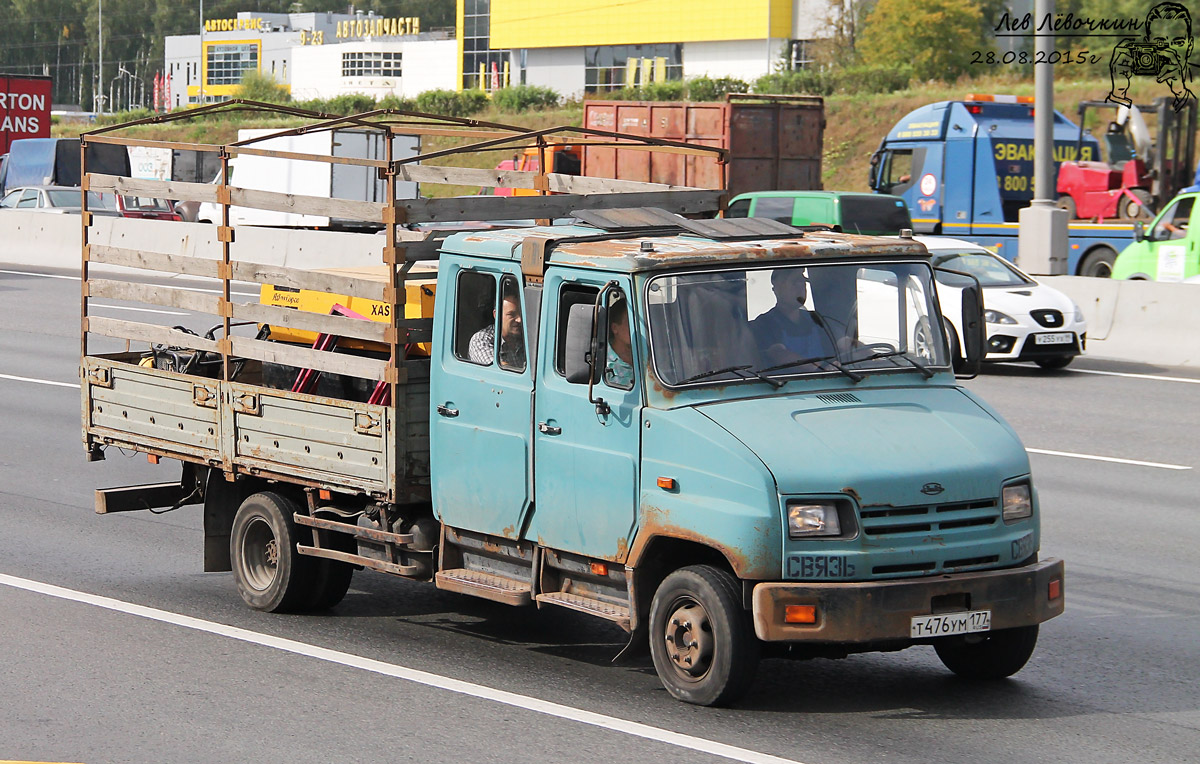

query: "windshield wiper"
xmin=844 ymin=349 xmax=935 ymax=379
xmin=679 ymin=364 xmax=785 ymax=388
xmin=756 ymin=355 xmax=864 ymax=383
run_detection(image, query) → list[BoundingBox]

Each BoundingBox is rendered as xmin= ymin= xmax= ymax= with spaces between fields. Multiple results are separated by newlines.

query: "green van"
xmin=725 ymin=190 xmax=913 ymax=236
xmin=1111 ymin=191 xmax=1200 ymax=281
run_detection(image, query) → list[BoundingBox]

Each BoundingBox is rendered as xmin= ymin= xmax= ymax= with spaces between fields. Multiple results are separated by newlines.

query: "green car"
xmin=724 ymin=190 xmax=912 ymax=236
xmin=1111 ymin=191 xmax=1200 ymax=281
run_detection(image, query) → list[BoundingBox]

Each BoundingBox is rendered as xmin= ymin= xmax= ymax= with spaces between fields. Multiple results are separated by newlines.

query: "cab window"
xmin=602 ymin=289 xmax=634 ymax=390
xmin=1153 ymin=197 xmax=1193 ymax=240
xmin=555 ymin=283 xmax=599 ymax=377
xmin=751 ymin=196 xmax=795 ymax=223
xmin=725 ymin=199 xmax=751 ymax=218
xmin=454 ymin=270 xmax=497 ymax=366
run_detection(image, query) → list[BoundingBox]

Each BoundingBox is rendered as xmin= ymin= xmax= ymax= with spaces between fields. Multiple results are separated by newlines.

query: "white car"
xmin=919 ymin=237 xmax=1087 ymax=370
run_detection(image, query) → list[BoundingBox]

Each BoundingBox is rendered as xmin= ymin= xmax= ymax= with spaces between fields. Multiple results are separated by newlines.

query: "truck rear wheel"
xmin=1078 ymin=246 xmax=1117 ymax=278
xmin=648 ymin=565 xmax=760 ymax=706
xmin=934 ymin=624 xmax=1039 ymax=679
xmin=231 ymin=491 xmax=315 ymax=612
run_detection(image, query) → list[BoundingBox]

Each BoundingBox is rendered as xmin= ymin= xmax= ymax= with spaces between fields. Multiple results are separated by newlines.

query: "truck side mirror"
xmin=1134 ymin=222 xmax=1145 ymax=242
xmin=957 ymin=281 xmax=985 ymax=379
xmin=564 ymin=302 xmax=597 ymax=384
xmin=935 ymin=267 xmax=984 ymax=379
xmin=868 ymin=151 xmax=881 ymax=190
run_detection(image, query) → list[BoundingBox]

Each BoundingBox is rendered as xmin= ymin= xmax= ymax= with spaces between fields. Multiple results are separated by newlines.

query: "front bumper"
xmin=751 ymin=558 xmax=1064 ymax=643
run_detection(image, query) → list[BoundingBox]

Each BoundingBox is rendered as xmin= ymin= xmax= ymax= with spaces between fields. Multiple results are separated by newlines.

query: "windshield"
xmin=646 ymin=262 xmax=948 ymax=387
xmin=120 ymin=195 xmax=173 ymax=212
xmin=931 ymin=251 xmax=1032 ymax=287
xmin=45 ymin=190 xmax=116 ymax=209
xmin=839 ymin=196 xmax=912 ymax=235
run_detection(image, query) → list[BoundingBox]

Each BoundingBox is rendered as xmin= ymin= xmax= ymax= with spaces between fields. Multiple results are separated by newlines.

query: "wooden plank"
xmin=89 ymin=245 xmax=221 ymax=278
xmin=230 ymin=336 xmax=389 ymax=382
xmin=228 ymin=145 xmax=389 ymax=168
xmin=231 ymin=261 xmax=387 ymax=300
xmin=397 ymin=189 xmax=725 ymax=223
xmin=84 ymin=135 xmax=220 ymax=153
xmin=392 ymin=164 xmax=538 ymax=190
xmin=545 ymin=173 xmax=687 ymax=194
xmin=229 ymin=187 xmax=385 ymax=223
xmin=232 ymin=302 xmax=389 ymax=344
xmin=89 ymin=279 xmax=221 ymax=314
xmin=89 ymin=174 xmax=218 ymax=204
xmin=87 ymin=316 xmax=219 ymax=352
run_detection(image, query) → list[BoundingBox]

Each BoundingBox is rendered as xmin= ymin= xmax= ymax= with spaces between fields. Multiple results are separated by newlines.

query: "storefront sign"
xmin=336 ymin=17 xmax=419 ymax=40
xmin=204 ymin=17 xmax=264 ymax=32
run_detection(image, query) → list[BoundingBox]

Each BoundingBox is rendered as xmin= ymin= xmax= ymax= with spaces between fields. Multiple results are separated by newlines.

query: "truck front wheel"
xmin=648 ymin=565 xmax=760 ymax=706
xmin=231 ymin=491 xmax=315 ymax=612
xmin=934 ymin=624 xmax=1039 ymax=679
xmin=1078 ymin=246 xmax=1117 ymax=278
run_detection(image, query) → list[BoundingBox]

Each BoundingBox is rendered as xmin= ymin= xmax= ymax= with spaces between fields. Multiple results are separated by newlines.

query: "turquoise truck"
xmin=81 ymin=106 xmax=1064 ymax=707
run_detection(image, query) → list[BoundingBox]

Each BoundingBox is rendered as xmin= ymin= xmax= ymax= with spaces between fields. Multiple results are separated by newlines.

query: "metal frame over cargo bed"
xmin=78 ymin=100 xmax=727 ymax=503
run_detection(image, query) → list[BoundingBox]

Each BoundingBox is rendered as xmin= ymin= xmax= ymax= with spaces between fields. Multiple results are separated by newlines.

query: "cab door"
xmin=1145 ymin=195 xmax=1197 ymax=281
xmin=529 ymin=270 xmax=640 ymax=561
xmin=430 ymin=258 xmax=533 ymax=535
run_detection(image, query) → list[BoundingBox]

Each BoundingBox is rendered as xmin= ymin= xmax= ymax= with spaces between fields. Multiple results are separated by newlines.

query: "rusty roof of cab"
xmin=439 ymin=224 xmax=930 ymax=274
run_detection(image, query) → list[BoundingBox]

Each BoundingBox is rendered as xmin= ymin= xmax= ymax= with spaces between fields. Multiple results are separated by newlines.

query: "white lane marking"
xmin=90 ymin=303 xmax=188 ymax=316
xmin=0 ymin=268 xmax=258 ymax=297
xmin=1026 ymin=448 xmax=1191 ymax=471
xmin=0 ymin=573 xmax=805 ymax=764
xmin=1071 ymin=368 xmax=1200 ymax=385
xmin=0 ymin=373 xmax=79 ymax=389
xmin=0 ymin=268 xmax=79 ymax=280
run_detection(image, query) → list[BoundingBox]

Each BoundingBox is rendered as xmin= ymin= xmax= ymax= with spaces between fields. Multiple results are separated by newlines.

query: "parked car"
xmin=115 ymin=194 xmax=181 ymax=221
xmin=0 ymin=185 xmax=122 ymax=217
xmin=920 ymin=237 xmax=1088 ymax=370
xmin=725 ymin=190 xmax=913 ymax=235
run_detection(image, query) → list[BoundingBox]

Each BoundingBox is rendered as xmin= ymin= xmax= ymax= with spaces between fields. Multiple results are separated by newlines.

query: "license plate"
xmin=1035 ymin=332 xmax=1074 ymax=345
xmin=910 ymin=610 xmax=991 ymax=638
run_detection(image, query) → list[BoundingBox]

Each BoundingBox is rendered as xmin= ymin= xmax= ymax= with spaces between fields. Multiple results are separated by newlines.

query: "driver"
xmin=750 ymin=269 xmax=836 ymax=365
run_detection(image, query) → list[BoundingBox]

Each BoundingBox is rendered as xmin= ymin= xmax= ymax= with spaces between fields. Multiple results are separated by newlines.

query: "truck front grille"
xmin=861 ymin=499 xmax=1003 ymax=577
xmin=861 ymin=499 xmax=998 ymax=536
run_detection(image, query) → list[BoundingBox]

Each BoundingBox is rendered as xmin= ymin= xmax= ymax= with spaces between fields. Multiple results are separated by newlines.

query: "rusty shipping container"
xmin=581 ymin=94 xmax=824 ymax=198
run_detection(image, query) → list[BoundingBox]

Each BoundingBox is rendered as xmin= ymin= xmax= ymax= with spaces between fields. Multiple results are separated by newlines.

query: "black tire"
xmin=934 ymin=624 xmax=1039 ymax=679
xmin=945 ymin=320 xmax=964 ymax=373
xmin=308 ymin=532 xmax=355 ymax=610
xmin=648 ymin=565 xmax=760 ymax=706
xmin=1056 ymin=195 xmax=1077 ymax=219
xmin=1122 ymin=189 xmax=1153 ymax=220
xmin=911 ymin=317 xmax=935 ymax=362
xmin=1035 ymin=355 xmax=1074 ymax=370
xmin=1078 ymin=246 xmax=1117 ymax=278
xmin=230 ymin=491 xmax=315 ymax=612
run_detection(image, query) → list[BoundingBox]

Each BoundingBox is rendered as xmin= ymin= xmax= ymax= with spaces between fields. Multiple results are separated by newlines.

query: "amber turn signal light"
xmin=1048 ymin=579 xmax=1062 ymax=600
xmin=784 ymin=605 xmax=818 ymax=624
xmin=147 ymin=454 xmax=159 ymax=465
xmin=590 ymin=562 xmax=608 ymax=576
xmin=657 ymin=477 xmax=676 ymax=490
xmin=318 ymin=489 xmax=332 ymax=500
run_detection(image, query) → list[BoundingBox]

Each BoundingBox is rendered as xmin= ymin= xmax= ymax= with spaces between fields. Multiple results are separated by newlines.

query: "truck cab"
xmin=428 ymin=217 xmax=1063 ymax=705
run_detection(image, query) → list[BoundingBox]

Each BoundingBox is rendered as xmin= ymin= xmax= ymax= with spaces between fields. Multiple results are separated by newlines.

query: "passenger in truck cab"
xmin=469 ymin=280 xmax=526 ymax=369
xmin=604 ymin=294 xmax=634 ymax=388
xmin=750 ymin=268 xmax=836 ymax=365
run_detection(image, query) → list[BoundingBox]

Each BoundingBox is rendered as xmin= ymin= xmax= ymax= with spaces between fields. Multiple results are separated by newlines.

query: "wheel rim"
xmin=662 ymin=599 xmax=715 ymax=682
xmin=241 ymin=516 xmax=280 ymax=592
xmin=913 ymin=320 xmax=933 ymax=360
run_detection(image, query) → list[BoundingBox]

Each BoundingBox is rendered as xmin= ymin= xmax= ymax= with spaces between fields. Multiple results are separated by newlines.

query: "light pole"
xmin=97 ymin=0 xmax=104 ymax=113
xmin=199 ymin=0 xmax=205 ymax=105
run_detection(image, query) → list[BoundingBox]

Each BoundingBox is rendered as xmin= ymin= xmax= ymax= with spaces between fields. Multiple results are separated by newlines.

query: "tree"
xmin=858 ymin=0 xmax=987 ymax=81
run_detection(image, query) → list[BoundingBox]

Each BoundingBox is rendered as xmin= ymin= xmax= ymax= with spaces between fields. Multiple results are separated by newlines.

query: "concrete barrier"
xmin=3 ymin=213 xmax=1198 ymax=368
xmin=0 ymin=211 xmax=386 ymax=274
xmin=1042 ymin=276 xmax=1200 ymax=367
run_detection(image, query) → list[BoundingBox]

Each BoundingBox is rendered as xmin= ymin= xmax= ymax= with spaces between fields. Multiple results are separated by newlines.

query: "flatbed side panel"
xmin=397 ymin=363 xmax=432 ymax=490
xmin=231 ymin=382 xmax=391 ymax=493
xmin=83 ymin=356 xmax=220 ymax=460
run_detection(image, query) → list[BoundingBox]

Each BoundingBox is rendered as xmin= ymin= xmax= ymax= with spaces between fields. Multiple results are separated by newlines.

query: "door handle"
xmin=538 ymin=422 xmax=561 ymax=435
xmin=437 ymin=404 xmax=459 ymax=418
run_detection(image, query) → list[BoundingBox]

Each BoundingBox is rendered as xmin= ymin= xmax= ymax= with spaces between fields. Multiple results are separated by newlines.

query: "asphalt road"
xmin=1 ymin=264 xmax=1199 ymax=764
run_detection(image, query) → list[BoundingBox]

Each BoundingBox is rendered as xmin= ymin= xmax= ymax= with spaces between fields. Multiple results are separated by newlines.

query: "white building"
xmin=164 ymin=10 xmax=453 ymax=109
xmin=291 ymin=38 xmax=457 ymax=101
